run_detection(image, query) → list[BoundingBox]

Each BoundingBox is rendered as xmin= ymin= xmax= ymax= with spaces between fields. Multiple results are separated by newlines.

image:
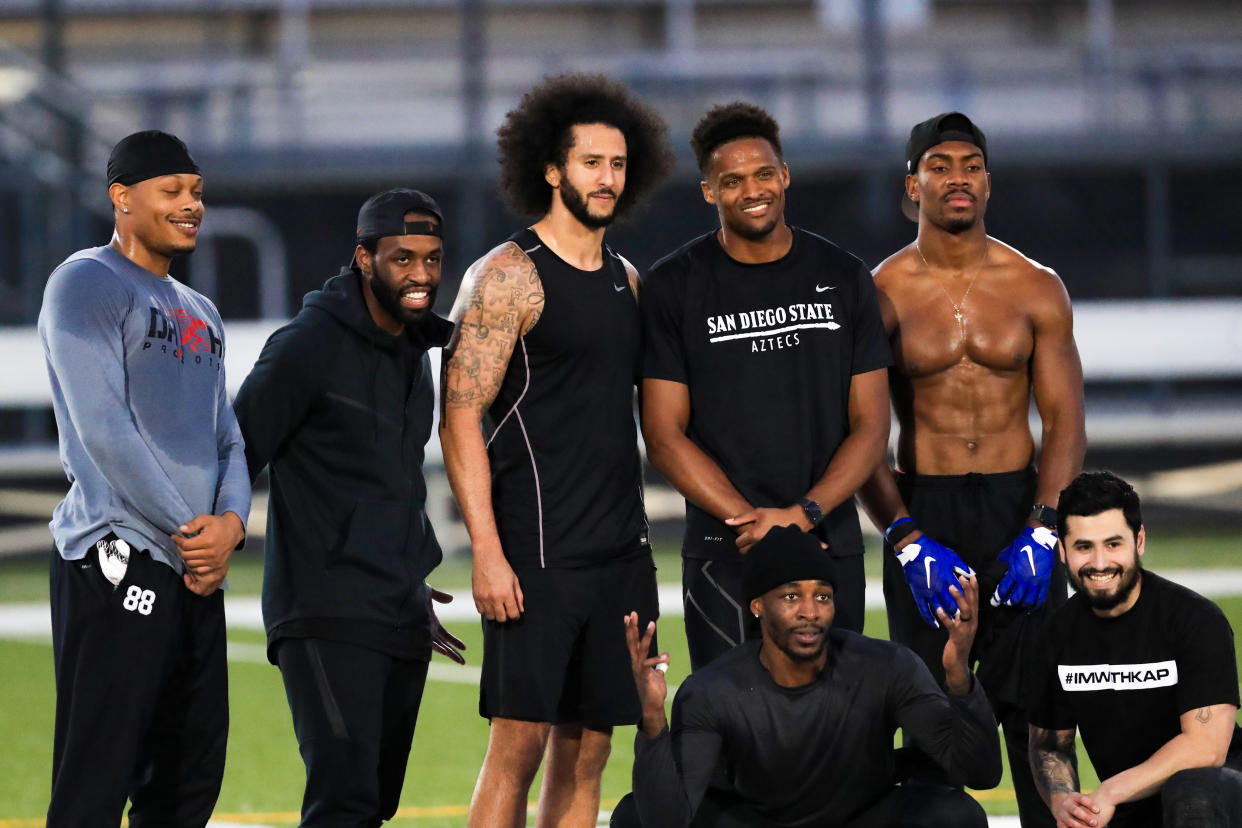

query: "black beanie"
xmin=107 ymin=130 xmax=201 ymax=187
xmin=741 ymin=524 xmax=838 ymax=601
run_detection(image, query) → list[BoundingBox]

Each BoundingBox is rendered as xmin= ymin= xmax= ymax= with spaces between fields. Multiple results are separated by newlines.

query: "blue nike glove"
xmin=991 ymin=526 xmax=1058 ymax=608
xmin=894 ymin=536 xmax=976 ymax=629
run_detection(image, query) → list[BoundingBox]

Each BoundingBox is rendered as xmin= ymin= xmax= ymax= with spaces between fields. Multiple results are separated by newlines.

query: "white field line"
xmin=6 ymin=569 xmax=1242 ymax=643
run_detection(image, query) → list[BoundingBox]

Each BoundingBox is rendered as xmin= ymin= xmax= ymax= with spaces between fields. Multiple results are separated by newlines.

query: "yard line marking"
xmin=3 ymin=568 xmax=1242 ymax=641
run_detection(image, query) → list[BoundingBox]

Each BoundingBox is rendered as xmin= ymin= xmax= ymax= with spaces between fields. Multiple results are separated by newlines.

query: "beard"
xmin=560 ymin=175 xmax=617 ymax=230
xmin=930 ymin=195 xmax=982 ymax=235
xmin=770 ymin=623 xmax=829 ymax=663
xmin=941 ymin=215 xmax=977 ymax=234
xmin=1069 ymin=560 xmax=1143 ymax=612
xmin=142 ymin=223 xmax=197 ymax=260
xmin=368 ymin=259 xmax=436 ymax=325
xmin=724 ymin=208 xmax=782 ymax=241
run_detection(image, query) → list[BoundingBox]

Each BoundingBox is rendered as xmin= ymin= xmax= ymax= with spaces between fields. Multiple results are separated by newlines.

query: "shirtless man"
xmin=859 ymin=112 xmax=1085 ymax=828
xmin=440 ymin=74 xmax=672 ymax=828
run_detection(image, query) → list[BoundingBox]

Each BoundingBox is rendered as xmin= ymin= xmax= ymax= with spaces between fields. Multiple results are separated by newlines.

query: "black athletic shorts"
xmin=683 ymin=552 xmax=865 ymax=671
xmin=479 ymin=551 xmax=658 ymax=728
xmin=881 ymin=468 xmax=1066 ymax=707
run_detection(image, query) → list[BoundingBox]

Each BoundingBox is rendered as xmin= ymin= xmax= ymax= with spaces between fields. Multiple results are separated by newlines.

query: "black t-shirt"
xmin=1029 ymin=571 xmax=1242 ymax=826
xmin=641 ymin=228 xmax=891 ymax=559
xmin=632 ymin=634 xmax=1001 ymax=827
xmin=485 ymin=229 xmax=647 ymax=569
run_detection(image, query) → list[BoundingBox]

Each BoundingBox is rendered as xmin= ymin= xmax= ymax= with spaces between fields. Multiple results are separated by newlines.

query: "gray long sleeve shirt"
xmin=38 ymin=244 xmax=250 ymax=572
xmin=633 ymin=633 xmax=1002 ymax=828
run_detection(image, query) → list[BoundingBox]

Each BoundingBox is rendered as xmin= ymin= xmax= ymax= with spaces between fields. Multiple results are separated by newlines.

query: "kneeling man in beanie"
xmin=613 ymin=525 xmax=1001 ymax=828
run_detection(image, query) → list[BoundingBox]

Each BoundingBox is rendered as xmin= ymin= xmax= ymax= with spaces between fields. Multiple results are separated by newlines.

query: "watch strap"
xmin=1031 ymin=503 xmax=1058 ymax=530
xmin=800 ymin=498 xmax=824 ymax=528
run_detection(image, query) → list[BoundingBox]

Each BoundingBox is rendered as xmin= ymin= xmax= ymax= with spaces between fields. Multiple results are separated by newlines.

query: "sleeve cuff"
xmin=635 ymin=725 xmax=672 ymax=749
xmin=219 ymin=502 xmax=251 ymax=523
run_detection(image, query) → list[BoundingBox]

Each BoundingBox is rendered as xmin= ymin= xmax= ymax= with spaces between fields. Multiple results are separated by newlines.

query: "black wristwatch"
xmin=800 ymin=498 xmax=824 ymax=528
xmin=1030 ymin=503 xmax=1058 ymax=530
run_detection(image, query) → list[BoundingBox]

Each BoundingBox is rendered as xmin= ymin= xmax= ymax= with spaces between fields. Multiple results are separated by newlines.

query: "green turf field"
xmin=2 ymin=531 xmax=1240 ymax=826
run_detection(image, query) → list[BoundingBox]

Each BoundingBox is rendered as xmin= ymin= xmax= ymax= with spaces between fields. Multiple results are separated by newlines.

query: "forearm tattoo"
xmin=1030 ymin=726 xmax=1080 ymax=799
xmin=442 ymin=243 xmax=544 ymax=418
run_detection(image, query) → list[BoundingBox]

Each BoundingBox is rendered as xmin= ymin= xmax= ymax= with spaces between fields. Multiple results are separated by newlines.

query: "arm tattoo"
xmin=1029 ymin=726 xmax=1080 ymax=800
xmin=1194 ymin=707 xmax=1212 ymax=724
xmin=441 ymin=243 xmax=544 ymax=419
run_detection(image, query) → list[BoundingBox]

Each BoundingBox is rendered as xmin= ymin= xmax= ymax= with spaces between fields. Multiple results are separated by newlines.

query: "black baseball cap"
xmin=905 ymin=112 xmax=988 ymax=174
xmin=741 ymin=525 xmax=838 ymax=601
xmin=355 ymin=188 xmax=444 ymax=243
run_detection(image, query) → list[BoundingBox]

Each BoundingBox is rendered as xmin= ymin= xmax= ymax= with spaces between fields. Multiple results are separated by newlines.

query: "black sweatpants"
xmin=683 ymin=553 xmax=865 ymax=671
xmin=274 ymin=637 xmax=430 ymax=827
xmin=1161 ymin=758 xmax=1242 ymax=827
xmin=881 ymin=469 xmax=1064 ymax=828
xmin=611 ymin=780 xmax=988 ymax=828
xmin=48 ymin=541 xmax=228 ymax=828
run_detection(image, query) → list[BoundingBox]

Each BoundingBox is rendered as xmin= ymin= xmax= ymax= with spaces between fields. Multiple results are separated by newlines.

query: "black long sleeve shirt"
xmin=633 ymin=632 xmax=1001 ymax=828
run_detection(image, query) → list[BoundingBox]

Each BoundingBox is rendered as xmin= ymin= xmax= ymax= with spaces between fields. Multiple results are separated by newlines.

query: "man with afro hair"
xmin=640 ymin=102 xmax=891 ymax=670
xmin=441 ymin=73 xmax=673 ymax=828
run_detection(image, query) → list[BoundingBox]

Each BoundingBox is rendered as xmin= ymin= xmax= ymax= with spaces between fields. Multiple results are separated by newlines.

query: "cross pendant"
xmin=954 ymin=310 xmax=964 ymax=322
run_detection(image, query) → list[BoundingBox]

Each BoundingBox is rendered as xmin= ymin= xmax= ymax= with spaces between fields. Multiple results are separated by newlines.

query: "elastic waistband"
xmin=896 ymin=466 xmax=1035 ymax=489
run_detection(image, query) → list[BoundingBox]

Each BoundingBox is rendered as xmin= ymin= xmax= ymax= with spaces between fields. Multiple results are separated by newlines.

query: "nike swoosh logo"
xmin=614 ymin=284 xmax=627 ymax=292
xmin=815 ymin=284 xmax=837 ymax=292
xmin=924 ymin=556 xmax=936 ymax=589
xmin=1024 ymin=545 xmax=1036 ymax=575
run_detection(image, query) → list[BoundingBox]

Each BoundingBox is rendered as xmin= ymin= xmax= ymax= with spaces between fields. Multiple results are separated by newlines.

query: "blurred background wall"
xmin=0 ymin=0 xmax=1239 ymax=554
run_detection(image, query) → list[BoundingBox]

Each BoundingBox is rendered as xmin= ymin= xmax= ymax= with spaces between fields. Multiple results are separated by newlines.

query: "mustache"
xmin=1077 ymin=565 xmax=1124 ymax=580
xmin=590 ymin=188 xmax=617 ymax=198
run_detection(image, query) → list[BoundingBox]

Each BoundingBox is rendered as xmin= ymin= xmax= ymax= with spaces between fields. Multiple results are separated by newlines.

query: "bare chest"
xmin=892 ymin=288 xmax=1034 ymax=378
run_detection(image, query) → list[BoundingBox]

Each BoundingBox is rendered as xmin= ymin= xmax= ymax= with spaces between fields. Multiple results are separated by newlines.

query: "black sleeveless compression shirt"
xmin=485 ymin=228 xmax=647 ymax=568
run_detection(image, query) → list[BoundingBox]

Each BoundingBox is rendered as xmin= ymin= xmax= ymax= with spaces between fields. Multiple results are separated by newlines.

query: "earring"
xmin=122 ymin=208 xmax=129 ymax=213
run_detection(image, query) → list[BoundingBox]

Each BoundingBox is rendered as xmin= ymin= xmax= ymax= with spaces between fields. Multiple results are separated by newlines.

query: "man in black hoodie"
xmin=234 ymin=188 xmax=465 ymax=826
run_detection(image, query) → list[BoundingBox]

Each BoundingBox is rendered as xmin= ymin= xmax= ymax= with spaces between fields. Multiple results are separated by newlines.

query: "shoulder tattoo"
xmin=442 ymin=244 xmax=543 ymax=413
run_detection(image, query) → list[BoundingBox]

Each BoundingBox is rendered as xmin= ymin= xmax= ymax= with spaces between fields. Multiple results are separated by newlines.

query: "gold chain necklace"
xmin=915 ymin=241 xmax=985 ymax=329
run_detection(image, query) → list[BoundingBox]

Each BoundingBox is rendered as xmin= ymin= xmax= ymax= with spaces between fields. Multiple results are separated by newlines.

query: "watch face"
xmin=802 ymin=500 xmax=823 ymax=525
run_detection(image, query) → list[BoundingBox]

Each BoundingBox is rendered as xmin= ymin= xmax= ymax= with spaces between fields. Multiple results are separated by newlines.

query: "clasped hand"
xmin=174 ymin=511 xmax=245 ymax=596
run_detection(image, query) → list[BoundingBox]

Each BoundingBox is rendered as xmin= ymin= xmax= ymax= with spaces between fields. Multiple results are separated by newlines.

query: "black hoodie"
xmin=234 ymin=268 xmax=453 ymax=661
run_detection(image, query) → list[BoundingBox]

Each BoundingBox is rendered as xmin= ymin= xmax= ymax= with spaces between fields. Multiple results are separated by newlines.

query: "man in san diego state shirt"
xmin=640 ymin=102 xmax=891 ymax=669
xmin=1029 ymin=471 xmax=1242 ymax=827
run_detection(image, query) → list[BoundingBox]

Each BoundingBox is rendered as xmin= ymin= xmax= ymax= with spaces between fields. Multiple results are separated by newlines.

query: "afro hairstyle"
xmin=496 ymin=73 xmax=674 ymax=218
xmin=690 ymin=102 xmax=783 ymax=173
